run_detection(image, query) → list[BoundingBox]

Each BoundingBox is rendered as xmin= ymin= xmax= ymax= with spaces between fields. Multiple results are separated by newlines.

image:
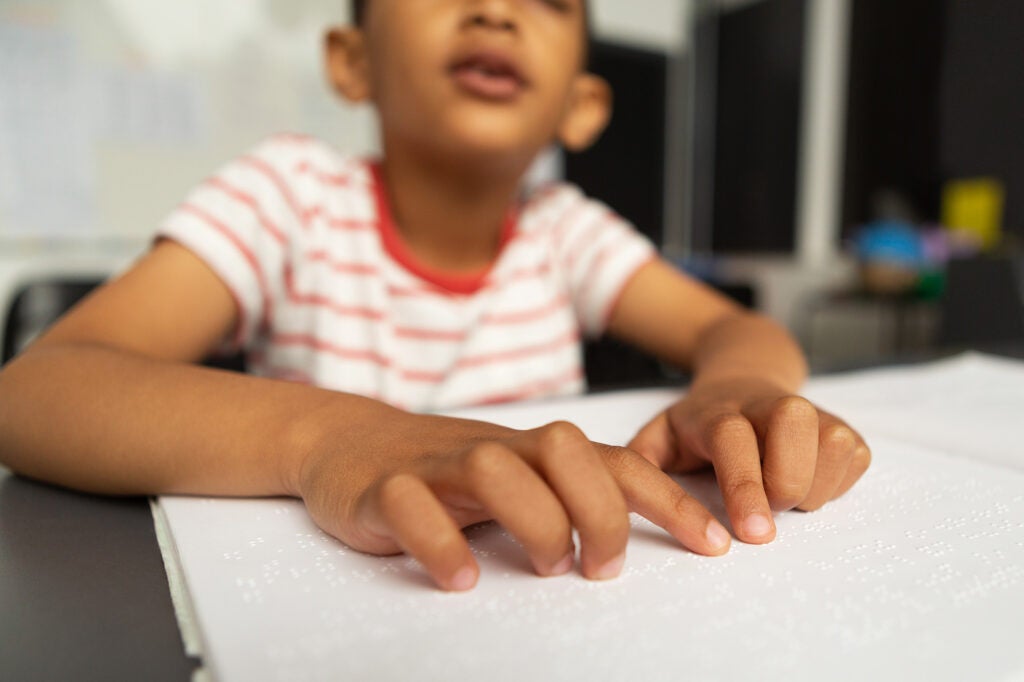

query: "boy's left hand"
xmin=627 ymin=378 xmax=871 ymax=544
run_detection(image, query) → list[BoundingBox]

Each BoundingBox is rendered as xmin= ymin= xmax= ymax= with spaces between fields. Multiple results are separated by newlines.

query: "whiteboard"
xmin=0 ymin=0 xmax=377 ymax=241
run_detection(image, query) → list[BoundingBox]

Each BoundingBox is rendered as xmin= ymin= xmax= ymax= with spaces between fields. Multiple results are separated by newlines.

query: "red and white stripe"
xmin=159 ymin=136 xmax=655 ymax=411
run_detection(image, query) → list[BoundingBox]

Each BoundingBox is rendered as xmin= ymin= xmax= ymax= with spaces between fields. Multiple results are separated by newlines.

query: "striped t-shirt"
xmin=159 ymin=135 xmax=656 ymax=412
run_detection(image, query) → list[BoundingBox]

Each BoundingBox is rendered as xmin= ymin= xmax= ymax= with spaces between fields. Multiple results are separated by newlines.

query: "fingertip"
xmin=531 ymin=546 xmax=576 ymax=577
xmin=738 ymin=513 xmax=776 ymax=544
xmin=704 ymin=519 xmax=732 ymax=555
xmin=547 ymin=552 xmax=576 ymax=577
xmin=445 ymin=564 xmax=478 ymax=592
xmin=587 ymin=552 xmax=625 ymax=581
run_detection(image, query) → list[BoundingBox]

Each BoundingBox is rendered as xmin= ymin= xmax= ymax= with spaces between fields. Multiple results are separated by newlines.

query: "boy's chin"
xmin=431 ymin=120 xmax=551 ymax=169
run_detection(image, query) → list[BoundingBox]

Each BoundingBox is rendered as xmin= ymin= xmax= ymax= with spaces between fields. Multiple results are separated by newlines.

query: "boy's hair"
xmin=351 ymin=0 xmax=367 ymax=25
xmin=349 ymin=1 xmax=592 ymax=65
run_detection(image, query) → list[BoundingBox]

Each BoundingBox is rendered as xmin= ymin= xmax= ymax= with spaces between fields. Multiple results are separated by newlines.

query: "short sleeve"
xmin=157 ymin=137 xmax=305 ymax=350
xmin=544 ymin=185 xmax=657 ymax=338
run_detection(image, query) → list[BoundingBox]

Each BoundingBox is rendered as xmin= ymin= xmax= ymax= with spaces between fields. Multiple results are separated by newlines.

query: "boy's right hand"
xmin=297 ymin=415 xmax=731 ymax=591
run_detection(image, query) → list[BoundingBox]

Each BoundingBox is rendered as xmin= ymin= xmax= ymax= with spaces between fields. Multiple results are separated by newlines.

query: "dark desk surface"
xmin=0 ymin=467 xmax=198 ymax=682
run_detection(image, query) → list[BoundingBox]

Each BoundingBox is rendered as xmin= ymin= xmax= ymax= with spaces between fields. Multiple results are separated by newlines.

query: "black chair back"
xmin=937 ymin=255 xmax=1024 ymax=348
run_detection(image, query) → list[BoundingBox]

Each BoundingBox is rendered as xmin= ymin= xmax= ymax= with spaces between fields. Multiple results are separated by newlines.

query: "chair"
xmin=1 ymin=280 xmax=245 ymax=372
xmin=936 ymin=255 xmax=1024 ymax=349
xmin=583 ymin=280 xmax=757 ymax=391
xmin=2 ymin=280 xmax=100 ymax=364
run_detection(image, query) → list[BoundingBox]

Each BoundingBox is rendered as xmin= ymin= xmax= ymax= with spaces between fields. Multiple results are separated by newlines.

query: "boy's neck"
xmin=378 ymin=146 xmax=528 ymax=275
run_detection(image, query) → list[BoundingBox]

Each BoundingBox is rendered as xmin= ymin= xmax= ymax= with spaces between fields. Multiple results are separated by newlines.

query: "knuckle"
xmin=463 ymin=442 xmax=510 ymax=485
xmin=602 ymin=445 xmax=637 ymax=475
xmin=821 ymin=423 xmax=856 ymax=452
xmin=537 ymin=420 xmax=587 ymax=451
xmin=723 ymin=475 xmax=763 ymax=500
xmin=669 ymin=486 xmax=697 ymax=520
xmin=772 ymin=395 xmax=818 ymax=422
xmin=376 ymin=473 xmax=419 ymax=515
xmin=704 ymin=413 xmax=753 ymax=449
xmin=764 ymin=475 xmax=809 ymax=508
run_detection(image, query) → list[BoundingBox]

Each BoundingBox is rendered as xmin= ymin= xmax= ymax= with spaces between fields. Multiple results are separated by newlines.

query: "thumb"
xmin=626 ymin=411 xmax=677 ymax=470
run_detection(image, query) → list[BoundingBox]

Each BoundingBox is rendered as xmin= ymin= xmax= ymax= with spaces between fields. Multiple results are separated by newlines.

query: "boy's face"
xmin=328 ymin=0 xmax=608 ymax=168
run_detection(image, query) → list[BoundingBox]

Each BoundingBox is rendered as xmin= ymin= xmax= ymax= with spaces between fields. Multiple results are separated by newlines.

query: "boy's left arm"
xmin=607 ymin=259 xmax=871 ymax=544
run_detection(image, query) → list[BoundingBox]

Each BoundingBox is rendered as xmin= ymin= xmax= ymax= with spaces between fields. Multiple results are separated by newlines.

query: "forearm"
xmin=0 ymin=342 xmax=405 ymax=497
xmin=690 ymin=312 xmax=808 ymax=392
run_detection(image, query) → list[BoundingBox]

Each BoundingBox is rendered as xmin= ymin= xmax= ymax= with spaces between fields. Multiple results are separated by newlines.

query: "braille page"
xmin=158 ymin=387 xmax=1024 ymax=682
xmin=803 ymin=352 xmax=1024 ymax=470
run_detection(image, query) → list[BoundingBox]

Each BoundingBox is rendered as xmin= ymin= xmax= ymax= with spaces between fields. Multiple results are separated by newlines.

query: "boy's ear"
xmin=324 ymin=27 xmax=372 ymax=103
xmin=557 ymin=73 xmax=612 ymax=152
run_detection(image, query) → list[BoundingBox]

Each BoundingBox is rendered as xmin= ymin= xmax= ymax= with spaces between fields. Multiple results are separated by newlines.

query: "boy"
xmin=0 ymin=0 xmax=869 ymax=591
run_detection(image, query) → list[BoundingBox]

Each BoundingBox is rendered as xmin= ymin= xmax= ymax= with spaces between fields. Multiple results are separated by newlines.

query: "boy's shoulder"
xmin=519 ymin=180 xmax=624 ymax=237
xmin=249 ymin=133 xmax=374 ymax=191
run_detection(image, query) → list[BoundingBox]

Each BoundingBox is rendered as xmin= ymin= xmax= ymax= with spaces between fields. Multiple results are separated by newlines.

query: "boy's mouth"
xmin=448 ymin=51 xmax=528 ymax=101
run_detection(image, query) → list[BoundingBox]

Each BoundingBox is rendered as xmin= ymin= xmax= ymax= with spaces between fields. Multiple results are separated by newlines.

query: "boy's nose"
xmin=463 ymin=0 xmax=517 ymax=33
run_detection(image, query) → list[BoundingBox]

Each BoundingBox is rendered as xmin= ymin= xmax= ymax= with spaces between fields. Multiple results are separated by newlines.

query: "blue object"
xmin=854 ymin=221 xmax=925 ymax=267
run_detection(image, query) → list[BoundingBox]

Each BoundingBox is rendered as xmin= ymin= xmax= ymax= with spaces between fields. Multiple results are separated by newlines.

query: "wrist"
xmin=278 ymin=390 xmax=410 ymax=499
xmin=691 ymin=315 xmax=808 ymax=393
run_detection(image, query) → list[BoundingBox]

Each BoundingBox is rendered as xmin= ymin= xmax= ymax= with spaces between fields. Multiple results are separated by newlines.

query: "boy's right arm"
xmin=0 ymin=241 xmax=730 ymax=590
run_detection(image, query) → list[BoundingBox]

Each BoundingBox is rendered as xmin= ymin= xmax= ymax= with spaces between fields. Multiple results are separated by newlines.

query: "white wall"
xmin=0 ymin=0 xmax=376 ymax=245
xmin=590 ymin=0 xmax=691 ymax=52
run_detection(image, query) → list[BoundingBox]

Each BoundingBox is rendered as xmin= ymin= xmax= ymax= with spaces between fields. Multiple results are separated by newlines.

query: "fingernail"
xmin=742 ymin=514 xmax=774 ymax=539
xmin=705 ymin=519 xmax=731 ymax=549
xmin=593 ymin=553 xmax=626 ymax=580
xmin=549 ymin=553 xmax=574 ymax=576
xmin=448 ymin=566 xmax=476 ymax=592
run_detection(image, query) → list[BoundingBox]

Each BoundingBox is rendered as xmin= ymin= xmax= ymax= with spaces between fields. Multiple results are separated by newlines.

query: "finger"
xmin=700 ymin=412 xmax=776 ymax=543
xmin=626 ymin=411 xmax=677 ymax=469
xmin=831 ymin=440 xmax=872 ymax=501
xmin=757 ymin=396 xmax=819 ymax=511
xmin=597 ymin=444 xmax=731 ymax=556
xmin=370 ymin=473 xmax=478 ymax=591
xmin=797 ymin=415 xmax=860 ymax=511
xmin=520 ymin=422 xmax=631 ymax=580
xmin=449 ymin=441 xmax=575 ymax=577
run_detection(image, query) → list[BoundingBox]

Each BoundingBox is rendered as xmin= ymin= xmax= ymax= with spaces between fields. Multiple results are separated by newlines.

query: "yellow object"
xmin=941 ymin=178 xmax=1005 ymax=250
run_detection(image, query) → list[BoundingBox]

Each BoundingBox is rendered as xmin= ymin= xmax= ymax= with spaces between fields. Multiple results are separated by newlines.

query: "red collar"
xmin=369 ymin=161 xmax=518 ymax=295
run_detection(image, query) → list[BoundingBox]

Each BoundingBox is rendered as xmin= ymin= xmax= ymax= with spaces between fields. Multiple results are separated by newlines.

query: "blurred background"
xmin=1 ymin=0 xmax=1022 ymax=373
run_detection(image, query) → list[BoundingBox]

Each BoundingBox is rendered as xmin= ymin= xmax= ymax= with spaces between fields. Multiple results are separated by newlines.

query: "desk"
xmin=2 ymin=350 xmax=1023 ymax=681
xmin=0 ymin=468 xmax=197 ymax=681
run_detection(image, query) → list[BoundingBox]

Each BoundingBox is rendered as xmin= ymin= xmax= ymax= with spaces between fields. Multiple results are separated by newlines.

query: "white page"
xmin=803 ymin=353 xmax=1024 ymax=470
xmin=159 ymin=386 xmax=1024 ymax=682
